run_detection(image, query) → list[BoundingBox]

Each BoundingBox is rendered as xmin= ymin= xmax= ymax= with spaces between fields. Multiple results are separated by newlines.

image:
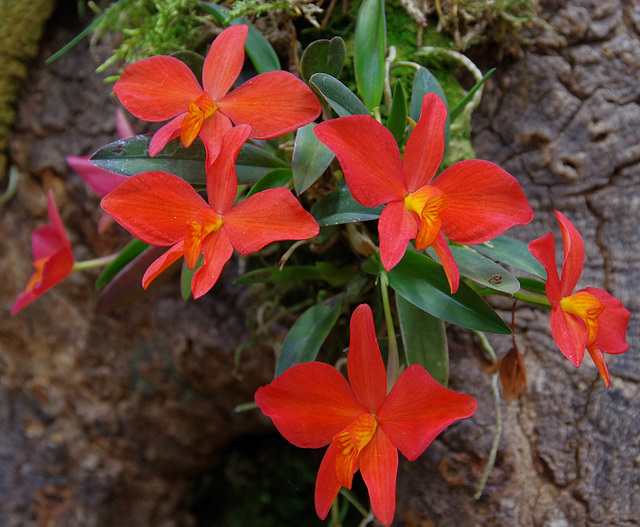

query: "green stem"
xmin=71 ymin=253 xmax=119 ymax=272
xmin=338 ymin=488 xmax=369 ymax=518
xmin=379 ymin=272 xmax=399 ymax=392
xmin=0 ymin=166 xmax=19 ymax=204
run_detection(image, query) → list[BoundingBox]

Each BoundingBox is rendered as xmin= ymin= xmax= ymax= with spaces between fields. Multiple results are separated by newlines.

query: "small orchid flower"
xmin=528 ymin=211 xmax=630 ymax=387
xmin=101 ymin=125 xmax=320 ymax=299
xmin=113 ymin=25 xmax=322 ymax=165
xmin=255 ymin=303 xmax=478 ymax=526
xmin=12 ymin=191 xmax=74 ymax=315
xmin=314 ymin=92 xmax=533 ymax=293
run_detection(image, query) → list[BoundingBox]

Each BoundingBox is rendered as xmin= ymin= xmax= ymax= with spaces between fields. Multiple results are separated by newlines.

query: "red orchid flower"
xmin=314 ymin=92 xmax=533 ymax=293
xmin=101 ymin=124 xmax=320 ymax=299
xmin=12 ymin=191 xmax=75 ymax=315
xmin=113 ymin=25 xmax=322 ymax=165
xmin=255 ymin=303 xmax=478 ymax=526
xmin=528 ymin=211 xmax=630 ymax=387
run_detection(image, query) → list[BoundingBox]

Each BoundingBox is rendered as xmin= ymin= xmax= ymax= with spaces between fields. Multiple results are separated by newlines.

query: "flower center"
xmin=404 ymin=185 xmax=450 ymax=250
xmin=180 ymin=92 xmax=218 ymax=148
xmin=332 ymin=413 xmax=377 ymax=488
xmin=183 ymin=208 xmax=223 ymax=270
xmin=559 ymin=290 xmax=605 ymax=346
xmin=24 ymin=258 xmax=48 ymax=292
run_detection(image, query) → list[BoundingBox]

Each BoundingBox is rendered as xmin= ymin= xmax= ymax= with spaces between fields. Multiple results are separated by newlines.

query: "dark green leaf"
xmin=275 ymin=297 xmax=342 ymax=376
xmin=471 ymin=235 xmax=546 ymax=279
xmin=310 ymin=190 xmax=383 ymax=226
xmin=310 ymin=73 xmax=370 ymax=117
xmin=410 ymin=67 xmax=450 ymax=148
xmin=517 ymin=277 xmax=547 ymax=296
xmin=300 ymin=37 xmax=346 ymax=84
xmin=450 ymin=68 xmax=495 ymax=122
xmin=292 ymin=123 xmax=335 ymax=194
xmin=364 ymin=251 xmax=511 ymax=334
xmin=96 ymin=238 xmax=150 ymax=289
xmin=396 ymin=294 xmax=449 ymax=386
xmin=247 ymin=168 xmax=292 ymax=197
xmin=354 ymin=0 xmax=386 ymax=111
xmin=386 ymin=80 xmax=408 ymax=145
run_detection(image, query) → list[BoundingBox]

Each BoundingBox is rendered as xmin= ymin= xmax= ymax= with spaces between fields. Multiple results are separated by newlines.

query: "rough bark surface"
xmin=1 ymin=1 xmax=638 ymax=527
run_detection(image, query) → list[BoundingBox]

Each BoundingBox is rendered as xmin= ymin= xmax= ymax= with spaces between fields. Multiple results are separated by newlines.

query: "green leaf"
xmin=450 ymin=68 xmax=495 ymax=122
xmin=396 ymin=294 xmax=449 ymax=386
xmin=292 ymin=123 xmax=335 ymax=194
xmin=170 ymin=50 xmax=205 ymax=84
xmin=234 ymin=262 xmax=350 ymax=286
xmin=199 ymin=3 xmax=280 ymax=73
xmin=310 ymin=73 xmax=370 ymax=117
xmin=386 ymin=80 xmax=408 ymax=145
xmin=310 ymin=190 xmax=383 ymax=226
xmin=410 ymin=67 xmax=450 ymax=148
xmin=180 ymin=254 xmax=204 ymax=301
xmin=517 ymin=277 xmax=547 ymax=296
xmin=300 ymin=37 xmax=346 ymax=84
xmin=275 ymin=297 xmax=342 ymax=376
xmin=247 ymin=168 xmax=292 ymax=197
xmin=354 ymin=0 xmax=386 ymax=111
xmin=430 ymin=245 xmax=520 ymax=295
xmin=471 ymin=235 xmax=546 ymax=279
xmin=95 ymin=238 xmax=150 ymax=289
xmin=364 ymin=251 xmax=511 ymax=334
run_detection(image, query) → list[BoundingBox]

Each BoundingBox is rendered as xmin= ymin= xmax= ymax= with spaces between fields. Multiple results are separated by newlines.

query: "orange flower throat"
xmin=184 ymin=208 xmax=223 ymax=269
xmin=560 ymin=291 xmax=605 ymax=346
xmin=181 ymin=92 xmax=218 ymax=148
xmin=332 ymin=413 xmax=377 ymax=488
xmin=404 ymin=186 xmax=450 ymax=250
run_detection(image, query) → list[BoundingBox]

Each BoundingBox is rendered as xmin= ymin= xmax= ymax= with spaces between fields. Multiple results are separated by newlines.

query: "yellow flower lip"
xmin=183 ymin=208 xmax=223 ymax=270
xmin=332 ymin=413 xmax=378 ymax=488
xmin=180 ymin=92 xmax=218 ymax=148
xmin=404 ymin=186 xmax=450 ymax=250
xmin=560 ymin=290 xmax=605 ymax=345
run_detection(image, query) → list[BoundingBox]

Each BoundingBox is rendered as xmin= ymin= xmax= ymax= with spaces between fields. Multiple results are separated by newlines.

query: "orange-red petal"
xmin=142 ymin=242 xmax=186 ymax=290
xmin=549 ymin=305 xmax=587 ymax=367
xmin=378 ymin=200 xmax=418 ymax=271
xmin=587 ymin=344 xmax=611 ymax=388
xmin=528 ymin=231 xmax=562 ymax=306
xmin=202 ymin=25 xmax=248 ymax=99
xmin=314 ymin=444 xmax=344 ymax=520
xmin=191 ymin=228 xmax=234 ymax=298
xmin=555 ymin=211 xmax=585 ymax=298
xmin=432 ymin=231 xmax=460 ymax=294
xmin=586 ymin=287 xmax=630 ymax=354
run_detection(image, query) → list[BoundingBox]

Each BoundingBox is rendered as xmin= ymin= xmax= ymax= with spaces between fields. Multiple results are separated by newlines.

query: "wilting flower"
xmin=255 ymin=304 xmax=477 ymax=526
xmin=101 ymin=125 xmax=319 ymax=298
xmin=12 ymin=191 xmax=74 ymax=315
xmin=528 ymin=211 xmax=630 ymax=387
xmin=113 ymin=25 xmax=322 ymax=165
xmin=314 ymin=92 xmax=533 ymax=292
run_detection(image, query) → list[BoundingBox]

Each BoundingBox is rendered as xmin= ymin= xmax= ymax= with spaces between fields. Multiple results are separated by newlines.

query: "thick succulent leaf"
xmin=300 ymin=37 xmax=346 ymax=84
xmin=472 ymin=234 xmax=546 ymax=279
xmin=386 ymin=80 xmax=408 ymax=145
xmin=246 ymin=168 xmax=292 ymax=197
xmin=310 ymin=73 xmax=370 ymax=117
xmin=292 ymin=123 xmax=335 ymax=194
xmin=310 ymin=190 xmax=383 ymax=226
xmin=95 ymin=238 xmax=150 ymax=289
xmin=354 ymin=0 xmax=386 ymax=111
xmin=410 ymin=67 xmax=450 ymax=149
xmin=234 ymin=262 xmax=349 ymax=286
xmin=275 ymin=297 xmax=342 ymax=377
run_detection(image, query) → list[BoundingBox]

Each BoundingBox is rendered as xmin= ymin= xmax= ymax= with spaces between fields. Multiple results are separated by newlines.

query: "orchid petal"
xmin=432 ymin=159 xmax=533 ymax=243
xmin=586 ymin=344 xmax=610 ymax=388
xmin=377 ymin=365 xmax=478 ymax=461
xmin=528 ymin=232 xmax=562 ymax=306
xmin=403 ymin=92 xmax=447 ymax=192
xmin=549 ymin=306 xmax=587 ymax=367
xmin=191 ymin=229 xmax=234 ymax=299
xmin=207 ymin=124 xmax=251 ymax=211
xmin=314 ymin=444 xmax=343 ymax=520
xmin=586 ymin=287 xmax=630 ymax=354
xmin=114 ymin=56 xmax=202 ymax=121
xmin=142 ymin=242 xmax=185 ymax=289
xmin=115 ymin=108 xmax=136 ymax=138
xmin=555 ymin=211 xmax=585 ymax=297
xmin=218 ymin=71 xmax=321 ymax=139
xmin=101 ymin=171 xmax=207 ymax=245
xmin=255 ymin=362 xmax=366 ymax=448
xmin=314 ymin=116 xmax=407 ymax=206
xmin=202 ymin=25 xmax=248 ymax=99
xmin=198 ymin=111 xmax=234 ymax=166
xmin=360 ymin=430 xmax=398 ymax=527
xmin=347 ymin=304 xmax=388 ymax=412
xmin=432 ymin=231 xmax=460 ymax=294
xmin=378 ymin=201 xmax=418 ymax=271
xmin=149 ymin=114 xmax=186 ymax=157
xmin=67 ymin=155 xmax=126 ymax=196
xmin=223 ymin=188 xmax=319 ymax=254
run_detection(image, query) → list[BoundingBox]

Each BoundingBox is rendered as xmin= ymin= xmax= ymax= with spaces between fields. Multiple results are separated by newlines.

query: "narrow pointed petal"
xmin=114 ymin=56 xmax=202 ymax=121
xmin=347 ymin=304 xmax=388 ymax=412
xmin=149 ymin=114 xmax=186 ymax=157
xmin=332 ymin=413 xmax=377 ymax=488
xmin=432 ymin=160 xmax=533 ymax=243
xmin=528 ymin=232 xmax=562 ymax=306
xmin=202 ymin=25 xmax=248 ymax=99
xmin=199 ymin=111 xmax=233 ymax=166
xmin=101 ymin=171 xmax=207 ymax=245
xmin=377 ymin=365 xmax=478 ymax=461
xmin=378 ymin=201 xmax=418 ymax=271
xmin=255 ymin=362 xmax=366 ymax=448
xmin=360 ymin=430 xmax=398 ymax=527
xmin=403 ymin=93 xmax=447 ymax=192
xmin=314 ymin=116 xmax=408 ymax=206
xmin=555 ymin=211 xmax=585 ymax=297
xmin=586 ymin=287 xmax=630 ymax=354
xmin=550 ymin=306 xmax=587 ymax=367
xmin=432 ymin=231 xmax=460 ymax=293
xmin=207 ymin=124 xmax=251 ymax=211
xmin=587 ymin=345 xmax=611 ymax=388
xmin=223 ymin=188 xmax=319 ymax=254
xmin=67 ymin=155 xmax=126 ymax=196
xmin=142 ymin=242 xmax=185 ymax=289
xmin=218 ymin=71 xmax=321 ymax=139
xmin=315 ymin=444 xmax=343 ymax=521
xmin=191 ymin=229 xmax=234 ymax=299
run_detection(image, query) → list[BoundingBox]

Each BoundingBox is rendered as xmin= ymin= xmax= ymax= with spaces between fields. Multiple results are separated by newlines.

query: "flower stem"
xmin=71 ymin=253 xmax=119 ymax=272
xmin=379 ymin=271 xmax=399 ymax=392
